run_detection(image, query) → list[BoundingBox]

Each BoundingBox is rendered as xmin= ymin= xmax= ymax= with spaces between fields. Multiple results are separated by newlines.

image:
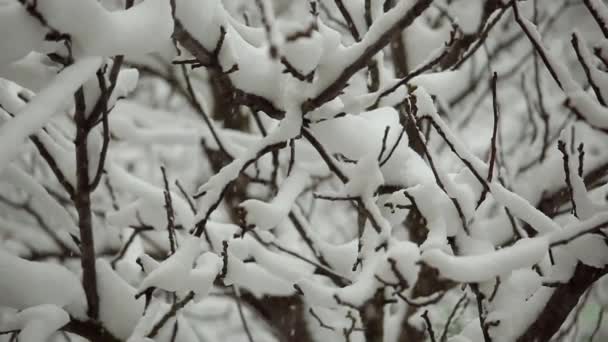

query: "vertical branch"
xmin=478 ymin=72 xmax=500 ymax=207
xmin=387 ymin=0 xmax=409 ymax=84
xmin=169 ymin=320 xmax=179 ymax=342
xmin=577 ymin=143 xmax=585 ymax=177
xmin=360 ymin=289 xmax=385 ymax=342
xmin=421 ymin=310 xmax=437 ymax=342
xmin=363 ymin=0 xmax=380 ymax=92
xmin=470 ymin=284 xmax=492 ymax=342
xmin=334 ymin=0 xmax=361 ymax=41
xmin=68 ymin=0 xmax=136 ymax=320
xmin=364 ymin=0 xmax=373 ymax=28
xmin=73 ymin=88 xmax=99 ymax=319
xmin=403 ymin=100 xmax=470 ymax=235
xmin=530 ymin=0 xmax=551 ymax=163
xmin=571 ymin=32 xmax=607 ymax=106
xmin=234 ymin=286 xmax=256 ymax=342
xmin=557 ymin=140 xmax=578 ymax=218
xmin=254 ymin=0 xmax=279 ymax=58
xmin=488 ymin=72 xmax=499 ymax=183
xmin=161 ymin=166 xmax=178 ymax=254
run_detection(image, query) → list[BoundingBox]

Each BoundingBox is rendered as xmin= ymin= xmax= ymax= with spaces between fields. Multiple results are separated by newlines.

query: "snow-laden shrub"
xmin=0 ymin=0 xmax=606 ymax=341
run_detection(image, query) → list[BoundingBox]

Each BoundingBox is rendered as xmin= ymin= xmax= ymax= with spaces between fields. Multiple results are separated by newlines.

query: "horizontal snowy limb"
xmin=295 ymin=243 xmax=419 ymax=308
xmin=0 ymin=5 xmax=46 ymax=66
xmin=40 ymin=0 xmax=173 ymax=57
xmin=0 ymin=0 xmax=172 ymax=66
xmin=0 ymin=304 xmax=70 ymax=342
xmin=224 ymin=250 xmax=295 ymax=297
xmin=0 ymin=57 xmax=101 ymax=172
xmin=550 ymin=212 xmax=608 ymax=246
xmin=421 ymin=237 xmax=549 ymax=282
xmin=0 ymin=249 xmax=85 ymax=313
xmin=0 ymin=164 xmax=78 ymax=236
xmin=548 ymin=212 xmax=608 ymax=267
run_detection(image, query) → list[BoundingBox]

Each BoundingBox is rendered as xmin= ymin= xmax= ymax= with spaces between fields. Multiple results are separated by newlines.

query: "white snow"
xmin=312 ymin=0 xmax=428 ymax=95
xmin=240 ymin=169 xmax=309 ymax=230
xmin=549 ymin=212 xmax=608 ymax=267
xmin=490 ymin=182 xmax=561 ymax=234
xmin=138 ymin=236 xmax=202 ymax=296
xmin=0 ymin=57 xmax=102 ymax=172
xmin=377 ymin=241 xmax=421 ymax=288
xmin=97 ymin=259 xmax=145 ymax=339
xmin=0 ymin=3 xmax=47 ymax=66
xmin=282 ymin=31 xmax=323 ymax=74
xmin=187 ymin=252 xmax=222 ymax=301
xmin=421 ymin=237 xmax=549 ymax=282
xmin=0 ymin=165 xmax=78 ymax=235
xmin=0 ymin=304 xmax=70 ymax=342
xmin=0 ymin=1 xmax=605 ymax=341
xmin=0 ymin=53 xmax=59 ymax=92
xmin=37 ymin=0 xmax=173 ymax=57
xmin=106 ymin=163 xmax=195 ymax=229
xmin=224 ymin=249 xmax=295 ymax=297
xmin=0 ymin=248 xmax=85 ymax=313
xmin=195 ymin=109 xmax=302 ymax=221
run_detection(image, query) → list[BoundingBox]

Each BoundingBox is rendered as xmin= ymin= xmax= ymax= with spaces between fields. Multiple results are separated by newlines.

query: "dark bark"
xmin=302 ymin=0 xmax=433 ymax=113
xmin=517 ymin=264 xmax=608 ymax=342
xmin=173 ymin=21 xmax=286 ymax=119
xmin=241 ymin=294 xmax=314 ymax=342
xmin=74 ymin=89 xmax=99 ymax=320
xmin=362 ymin=290 xmax=386 ymax=342
xmin=64 ymin=320 xmax=121 ymax=342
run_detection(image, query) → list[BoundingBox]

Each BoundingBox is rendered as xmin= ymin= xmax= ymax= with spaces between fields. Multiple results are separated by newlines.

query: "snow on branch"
xmin=1 ymin=1 xmax=608 ymax=342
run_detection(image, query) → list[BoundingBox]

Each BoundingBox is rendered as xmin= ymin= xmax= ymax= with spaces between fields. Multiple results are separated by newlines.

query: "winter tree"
xmin=0 ymin=0 xmax=607 ymax=341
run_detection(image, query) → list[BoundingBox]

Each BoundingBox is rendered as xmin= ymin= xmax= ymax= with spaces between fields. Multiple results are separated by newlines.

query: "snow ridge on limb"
xmin=3 ymin=1 xmax=608 ymax=342
xmin=0 ymin=248 xmax=85 ymax=313
xmin=0 ymin=57 xmax=101 ymax=172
